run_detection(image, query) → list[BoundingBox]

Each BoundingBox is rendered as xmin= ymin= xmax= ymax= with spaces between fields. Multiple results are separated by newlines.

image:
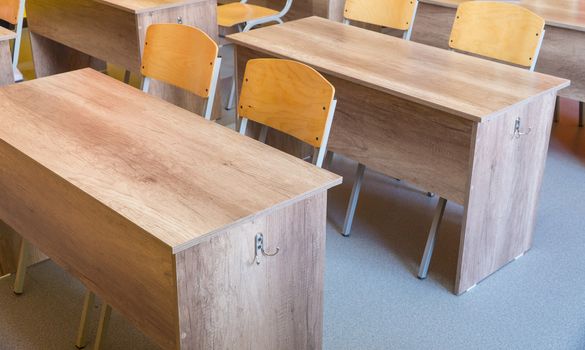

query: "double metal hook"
xmin=513 ymin=117 xmax=532 ymax=139
xmin=254 ymin=233 xmax=280 ymax=265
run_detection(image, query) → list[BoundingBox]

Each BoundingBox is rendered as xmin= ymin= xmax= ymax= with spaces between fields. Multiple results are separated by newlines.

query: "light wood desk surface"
xmin=229 ymin=17 xmax=568 ymax=122
xmin=422 ymin=0 xmax=585 ymax=32
xmin=229 ymin=17 xmax=568 ymax=294
xmin=0 ymin=68 xmax=340 ymax=349
xmin=95 ymin=0 xmax=208 ymax=13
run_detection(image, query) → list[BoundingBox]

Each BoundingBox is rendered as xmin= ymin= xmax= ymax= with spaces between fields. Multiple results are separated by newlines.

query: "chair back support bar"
xmin=344 ymin=0 xmax=418 ymax=31
xmin=238 ymin=59 xmax=335 ymax=148
xmin=141 ymin=24 xmax=219 ymax=98
xmin=449 ymin=2 xmax=545 ymax=68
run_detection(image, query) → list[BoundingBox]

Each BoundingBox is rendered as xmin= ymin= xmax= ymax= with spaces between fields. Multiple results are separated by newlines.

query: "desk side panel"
xmin=175 ymin=192 xmax=326 ymax=350
xmin=0 ymin=220 xmax=48 ymax=275
xmin=27 ymin=0 xmax=140 ymax=73
xmin=0 ymin=41 xmax=14 ymax=86
xmin=457 ymin=91 xmax=556 ymax=294
xmin=0 ymin=141 xmax=179 ymax=350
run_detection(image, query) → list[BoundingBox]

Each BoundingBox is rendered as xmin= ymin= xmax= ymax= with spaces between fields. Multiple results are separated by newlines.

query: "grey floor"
xmin=2 ymin=38 xmax=585 ymax=350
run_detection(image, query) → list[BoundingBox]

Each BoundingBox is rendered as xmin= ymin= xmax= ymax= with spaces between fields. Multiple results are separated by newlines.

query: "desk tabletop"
xmin=228 ymin=17 xmax=568 ymax=122
xmin=421 ymin=0 xmax=585 ymax=32
xmin=95 ymin=0 xmax=205 ymax=14
xmin=0 ymin=69 xmax=341 ymax=252
xmin=0 ymin=27 xmax=16 ymax=41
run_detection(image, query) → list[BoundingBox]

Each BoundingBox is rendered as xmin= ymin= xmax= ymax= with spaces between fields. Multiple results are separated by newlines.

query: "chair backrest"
xmin=449 ymin=1 xmax=545 ymax=69
xmin=0 ymin=0 xmax=21 ymax=25
xmin=238 ymin=59 xmax=336 ymax=166
xmin=343 ymin=0 xmax=418 ymax=31
xmin=141 ymin=24 xmax=219 ymax=99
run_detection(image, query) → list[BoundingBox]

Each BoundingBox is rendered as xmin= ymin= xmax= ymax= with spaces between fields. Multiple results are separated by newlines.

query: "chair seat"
xmin=217 ymin=3 xmax=279 ymax=28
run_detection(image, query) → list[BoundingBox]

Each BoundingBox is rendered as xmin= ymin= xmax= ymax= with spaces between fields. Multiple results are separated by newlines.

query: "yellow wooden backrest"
xmin=141 ymin=24 xmax=218 ymax=98
xmin=449 ymin=1 xmax=545 ymax=68
xmin=343 ymin=0 xmax=417 ymax=30
xmin=239 ymin=59 xmax=335 ymax=148
xmin=0 ymin=0 xmax=21 ymax=25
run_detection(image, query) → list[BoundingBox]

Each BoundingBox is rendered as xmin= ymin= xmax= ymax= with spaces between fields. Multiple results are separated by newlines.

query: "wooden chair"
xmin=417 ymin=1 xmax=545 ymax=282
xmin=0 ymin=0 xmax=25 ymax=81
xmin=74 ymin=24 xmax=221 ymax=350
xmin=218 ymin=0 xmax=293 ymax=110
xmin=238 ymin=58 xmax=336 ymax=168
xmin=340 ymin=0 xmax=419 ymax=237
xmin=141 ymin=23 xmax=222 ymax=119
xmin=343 ymin=0 xmax=419 ymax=40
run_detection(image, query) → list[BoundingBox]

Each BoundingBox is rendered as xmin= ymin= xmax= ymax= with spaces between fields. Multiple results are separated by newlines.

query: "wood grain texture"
xmin=29 ymin=33 xmax=107 ymax=78
xmin=0 ymin=69 xmax=340 ymax=253
xmin=0 ymin=0 xmax=20 ymax=24
xmin=0 ymin=221 xmax=47 ymax=276
xmin=411 ymin=2 xmax=585 ymax=102
xmin=449 ymin=2 xmax=545 ymax=68
xmin=344 ymin=0 xmax=417 ymax=30
xmin=227 ymin=17 xmax=569 ymax=122
xmin=457 ymin=91 xmax=557 ymax=294
xmin=27 ymin=0 xmax=219 ymax=114
xmin=95 ymin=0 xmax=209 ymax=14
xmin=0 ymin=125 xmax=179 ymax=349
xmin=176 ymin=192 xmax=326 ymax=350
xmin=239 ymin=58 xmax=335 ymax=148
xmin=0 ymin=40 xmax=13 ymax=87
xmin=0 ymin=69 xmax=338 ymax=348
xmin=233 ymin=20 xmax=564 ymax=294
xmin=142 ymin=24 xmax=218 ymax=98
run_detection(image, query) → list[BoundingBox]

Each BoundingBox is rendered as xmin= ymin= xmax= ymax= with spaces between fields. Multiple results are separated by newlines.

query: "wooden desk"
xmin=411 ymin=0 xmax=585 ymax=123
xmin=0 ymin=27 xmax=14 ymax=87
xmin=0 ymin=68 xmax=341 ymax=349
xmin=228 ymin=16 xmax=569 ymax=295
xmin=26 ymin=0 xmax=218 ymax=113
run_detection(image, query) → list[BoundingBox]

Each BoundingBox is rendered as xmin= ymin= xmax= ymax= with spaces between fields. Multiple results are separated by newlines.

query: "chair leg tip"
xmin=75 ymin=345 xmax=86 ymax=349
xmin=417 ymin=275 xmax=427 ymax=280
xmin=13 ymin=291 xmax=23 ymax=296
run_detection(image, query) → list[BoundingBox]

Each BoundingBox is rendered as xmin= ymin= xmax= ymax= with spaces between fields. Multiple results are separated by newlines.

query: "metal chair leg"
xmin=76 ymin=291 xmax=96 ymax=349
xmin=226 ymin=77 xmax=236 ymax=110
xmin=418 ymin=197 xmax=447 ymax=279
xmin=579 ymin=101 xmax=584 ymax=127
xmin=13 ymin=239 xmax=30 ymax=295
xmin=342 ymin=163 xmax=366 ymax=237
xmin=553 ymin=96 xmax=560 ymax=123
xmin=123 ymin=70 xmax=131 ymax=84
xmin=324 ymin=150 xmax=334 ymax=170
xmin=93 ymin=303 xmax=112 ymax=350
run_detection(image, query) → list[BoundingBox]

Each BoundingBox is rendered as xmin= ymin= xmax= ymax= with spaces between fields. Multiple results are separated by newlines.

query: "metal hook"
xmin=254 ymin=233 xmax=280 ymax=265
xmin=513 ymin=117 xmax=532 ymax=139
